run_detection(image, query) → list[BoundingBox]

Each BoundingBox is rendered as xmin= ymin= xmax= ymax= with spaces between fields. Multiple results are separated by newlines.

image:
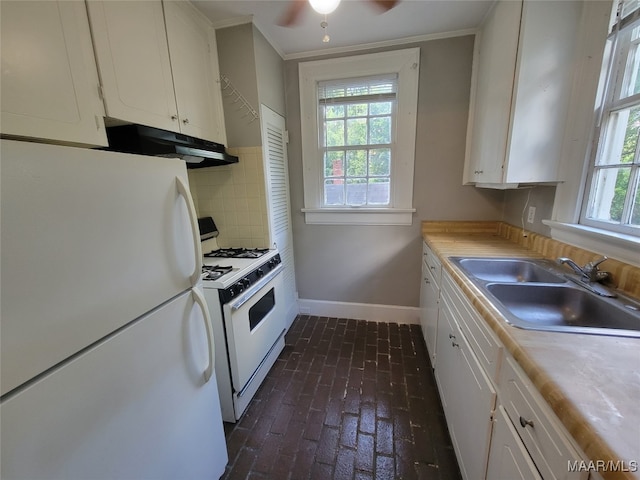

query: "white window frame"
xmin=298 ymin=48 xmax=420 ymax=225
xmin=545 ymin=0 xmax=640 ymax=267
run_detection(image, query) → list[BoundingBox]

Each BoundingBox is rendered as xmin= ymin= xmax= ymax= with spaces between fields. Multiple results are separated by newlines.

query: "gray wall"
xmin=216 ymin=24 xmax=261 ymax=147
xmin=285 ymin=35 xmax=505 ymax=308
xmin=216 ymin=24 xmax=285 ymax=148
xmin=503 ymin=186 xmax=556 ymax=237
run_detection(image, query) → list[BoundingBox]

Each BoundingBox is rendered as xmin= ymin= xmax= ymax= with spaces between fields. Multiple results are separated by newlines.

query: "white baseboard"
xmin=297 ymin=298 xmax=420 ymax=325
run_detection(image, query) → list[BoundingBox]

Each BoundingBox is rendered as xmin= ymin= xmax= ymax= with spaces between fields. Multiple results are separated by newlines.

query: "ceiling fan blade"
xmin=369 ymin=0 xmax=399 ymax=12
xmin=278 ymin=0 xmax=307 ymax=26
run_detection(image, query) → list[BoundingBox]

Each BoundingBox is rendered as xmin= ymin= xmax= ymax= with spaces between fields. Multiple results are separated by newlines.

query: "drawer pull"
xmin=519 ymin=416 xmax=534 ymax=428
xmin=451 ymin=341 xmax=459 ymax=348
xmin=449 ymin=333 xmax=456 ymax=339
xmin=424 ymin=277 xmax=430 ymax=284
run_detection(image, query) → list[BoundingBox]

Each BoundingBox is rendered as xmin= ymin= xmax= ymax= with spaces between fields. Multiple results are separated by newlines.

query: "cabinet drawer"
xmin=442 ymin=272 xmax=502 ymax=382
xmin=499 ymin=356 xmax=588 ymax=480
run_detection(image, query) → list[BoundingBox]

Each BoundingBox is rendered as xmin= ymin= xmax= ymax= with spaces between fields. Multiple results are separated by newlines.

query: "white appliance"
xmin=0 ymin=140 xmax=228 ymax=479
xmin=198 ymin=221 xmax=287 ymax=423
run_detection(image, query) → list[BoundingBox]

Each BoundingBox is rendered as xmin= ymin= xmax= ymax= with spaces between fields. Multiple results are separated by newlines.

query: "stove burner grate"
xmin=202 ymin=265 xmax=233 ymax=281
xmin=204 ymin=248 xmax=269 ymax=259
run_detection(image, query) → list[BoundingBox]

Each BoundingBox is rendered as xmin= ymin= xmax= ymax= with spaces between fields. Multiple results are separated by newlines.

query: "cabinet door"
xmin=0 ymin=1 xmax=107 ymax=146
xmin=164 ymin=0 xmax=226 ymax=144
xmin=504 ymin=0 xmax=581 ymax=184
xmin=87 ymin=0 xmax=179 ymax=131
xmin=436 ymin=296 xmax=496 ymax=480
xmin=486 ymin=406 xmax=543 ymax=480
xmin=464 ymin=0 xmax=522 ymax=184
xmin=420 ymin=258 xmax=438 ymax=368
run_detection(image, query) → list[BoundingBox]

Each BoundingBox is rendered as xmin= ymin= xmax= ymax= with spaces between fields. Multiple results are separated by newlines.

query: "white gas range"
xmin=198 ymin=219 xmax=287 ymax=423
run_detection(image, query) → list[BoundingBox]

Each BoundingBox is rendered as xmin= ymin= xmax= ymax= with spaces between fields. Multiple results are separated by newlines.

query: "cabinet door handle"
xmin=424 ymin=277 xmax=430 ymax=284
xmin=171 ymin=115 xmax=178 ymax=121
xmin=474 ymin=170 xmax=484 ymax=174
xmin=519 ymin=416 xmax=534 ymax=428
xmin=182 ymin=118 xmax=190 ymax=125
xmin=449 ymin=333 xmax=456 ymax=339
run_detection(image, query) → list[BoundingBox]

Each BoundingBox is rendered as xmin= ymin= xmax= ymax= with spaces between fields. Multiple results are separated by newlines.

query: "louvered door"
xmin=260 ymin=105 xmax=298 ymax=327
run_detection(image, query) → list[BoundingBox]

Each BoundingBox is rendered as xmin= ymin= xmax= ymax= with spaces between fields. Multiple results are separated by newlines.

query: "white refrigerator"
xmin=0 ymin=139 xmax=228 ymax=479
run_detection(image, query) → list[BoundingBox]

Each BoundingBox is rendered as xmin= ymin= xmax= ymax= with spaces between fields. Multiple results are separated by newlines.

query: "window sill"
xmin=542 ymin=220 xmax=640 ymax=267
xmin=302 ymin=208 xmax=416 ymax=226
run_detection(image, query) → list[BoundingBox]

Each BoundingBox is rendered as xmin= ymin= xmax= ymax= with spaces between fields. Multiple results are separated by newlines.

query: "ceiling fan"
xmin=278 ymin=0 xmax=400 ymax=27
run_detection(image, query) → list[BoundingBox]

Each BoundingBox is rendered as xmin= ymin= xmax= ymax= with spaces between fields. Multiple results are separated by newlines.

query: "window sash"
xmin=582 ymin=2 xmax=640 ymax=234
xmin=317 ymin=76 xmax=397 ymax=207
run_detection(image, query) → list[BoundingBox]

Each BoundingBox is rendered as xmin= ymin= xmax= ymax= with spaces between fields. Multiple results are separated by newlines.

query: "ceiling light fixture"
xmin=309 ymin=0 xmax=341 ymax=15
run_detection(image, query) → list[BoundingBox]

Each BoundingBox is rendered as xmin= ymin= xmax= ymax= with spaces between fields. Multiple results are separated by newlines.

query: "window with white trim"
xmin=582 ymin=0 xmax=640 ymax=236
xmin=299 ymin=48 xmax=420 ymax=225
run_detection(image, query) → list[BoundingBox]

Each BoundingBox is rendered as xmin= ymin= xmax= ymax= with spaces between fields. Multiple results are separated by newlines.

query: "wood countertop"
xmin=422 ymin=221 xmax=640 ymax=480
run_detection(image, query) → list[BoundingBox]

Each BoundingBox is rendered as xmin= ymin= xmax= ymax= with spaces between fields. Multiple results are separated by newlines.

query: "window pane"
xmin=325 ymin=151 xmax=344 ymax=177
xmin=369 ymin=116 xmax=391 ymax=144
xmin=325 ymin=105 xmax=344 ymax=119
xmin=587 ymin=167 xmax=631 ymax=222
xmin=370 ymin=102 xmax=392 ymax=115
xmin=369 ymin=149 xmax=391 ymax=176
xmin=346 ymin=178 xmax=367 ymax=205
xmin=368 ymin=178 xmax=390 ymax=205
xmin=346 ymin=150 xmax=367 ymax=176
xmin=346 ymin=118 xmax=367 ymax=145
xmin=623 ymin=32 xmax=640 ymax=96
xmin=599 ymin=106 xmax=640 ymax=165
xmin=325 ymin=120 xmax=344 ymax=147
xmin=324 ymin=178 xmax=344 ymax=205
xmin=347 ymin=104 xmax=367 ymax=117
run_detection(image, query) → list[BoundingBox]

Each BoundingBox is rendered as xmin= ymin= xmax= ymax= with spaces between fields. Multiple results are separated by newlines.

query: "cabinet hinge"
xmin=98 ymin=84 xmax=105 ymax=101
xmin=284 ymin=130 xmax=290 ymax=144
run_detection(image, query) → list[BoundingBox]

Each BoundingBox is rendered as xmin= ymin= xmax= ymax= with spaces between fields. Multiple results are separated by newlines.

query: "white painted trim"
xmin=297 ymin=299 xmax=420 ymax=325
xmin=298 ymin=48 xmax=420 ymax=226
xmin=543 ymin=220 xmax=640 ymax=267
xmin=283 ymin=28 xmax=478 ymax=61
xmin=302 ymin=208 xmax=415 ymax=225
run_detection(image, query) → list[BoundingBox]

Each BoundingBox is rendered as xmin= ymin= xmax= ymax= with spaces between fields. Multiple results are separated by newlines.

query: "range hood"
xmin=105 ymin=124 xmax=238 ymax=169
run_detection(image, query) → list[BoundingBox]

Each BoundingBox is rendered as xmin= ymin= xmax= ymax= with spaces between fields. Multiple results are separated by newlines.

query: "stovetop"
xmin=201 ymin=249 xmax=279 ymax=290
xmin=204 ymin=248 xmax=269 ymax=259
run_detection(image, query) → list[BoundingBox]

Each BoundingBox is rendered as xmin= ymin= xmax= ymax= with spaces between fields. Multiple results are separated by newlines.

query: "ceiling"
xmin=191 ymin=0 xmax=495 ymax=59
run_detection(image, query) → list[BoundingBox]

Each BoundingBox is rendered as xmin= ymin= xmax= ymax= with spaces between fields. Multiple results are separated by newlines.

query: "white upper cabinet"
xmin=87 ymin=0 xmax=226 ymax=144
xmin=164 ymin=1 xmax=226 ymax=142
xmin=0 ymin=1 xmax=108 ymax=147
xmin=464 ymin=0 xmax=582 ymax=188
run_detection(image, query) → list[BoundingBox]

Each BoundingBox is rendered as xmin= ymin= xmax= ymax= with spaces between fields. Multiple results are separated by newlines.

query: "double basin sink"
xmin=449 ymin=257 xmax=640 ymax=338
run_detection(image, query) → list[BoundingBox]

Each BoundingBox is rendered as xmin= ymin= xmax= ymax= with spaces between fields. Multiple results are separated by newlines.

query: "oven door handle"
xmin=176 ymin=176 xmax=202 ymax=287
xmin=230 ymin=264 xmax=284 ymax=311
xmin=192 ymin=287 xmax=215 ymax=383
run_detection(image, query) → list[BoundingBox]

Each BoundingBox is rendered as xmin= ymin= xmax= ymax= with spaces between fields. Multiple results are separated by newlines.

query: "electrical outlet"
xmin=527 ymin=206 xmax=536 ymax=224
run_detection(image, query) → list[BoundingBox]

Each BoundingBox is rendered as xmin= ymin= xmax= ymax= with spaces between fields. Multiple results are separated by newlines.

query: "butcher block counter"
xmin=422 ymin=221 xmax=640 ymax=480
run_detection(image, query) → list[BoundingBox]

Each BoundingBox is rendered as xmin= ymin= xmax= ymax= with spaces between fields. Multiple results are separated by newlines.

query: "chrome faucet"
xmin=557 ymin=256 xmax=616 ymax=297
xmin=557 ymin=256 xmax=610 ymax=282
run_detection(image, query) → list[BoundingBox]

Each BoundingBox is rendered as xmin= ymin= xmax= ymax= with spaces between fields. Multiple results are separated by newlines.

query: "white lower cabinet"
xmin=486 ymin=406 xmax=542 ymax=480
xmin=420 ymin=243 xmax=440 ymax=367
xmin=436 ymin=283 xmax=496 ymax=480
xmin=432 ymin=268 xmax=591 ymax=480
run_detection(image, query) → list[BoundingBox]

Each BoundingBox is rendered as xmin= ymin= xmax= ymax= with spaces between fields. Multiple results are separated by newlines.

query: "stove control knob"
xmin=242 ymin=278 xmax=251 ymax=289
xmin=256 ymin=268 xmax=264 ymax=278
xmin=228 ymin=287 xmax=236 ymax=298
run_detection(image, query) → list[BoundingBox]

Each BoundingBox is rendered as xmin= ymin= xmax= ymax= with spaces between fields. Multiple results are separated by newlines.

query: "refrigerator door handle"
xmin=192 ymin=288 xmax=215 ymax=383
xmin=176 ymin=176 xmax=202 ymax=286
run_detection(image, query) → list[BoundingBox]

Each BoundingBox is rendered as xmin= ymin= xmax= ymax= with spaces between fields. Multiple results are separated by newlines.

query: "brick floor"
xmin=221 ymin=315 xmax=462 ymax=480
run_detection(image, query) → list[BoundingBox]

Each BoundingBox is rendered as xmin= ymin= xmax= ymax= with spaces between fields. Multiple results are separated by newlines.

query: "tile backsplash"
xmin=187 ymin=146 xmax=270 ymax=248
